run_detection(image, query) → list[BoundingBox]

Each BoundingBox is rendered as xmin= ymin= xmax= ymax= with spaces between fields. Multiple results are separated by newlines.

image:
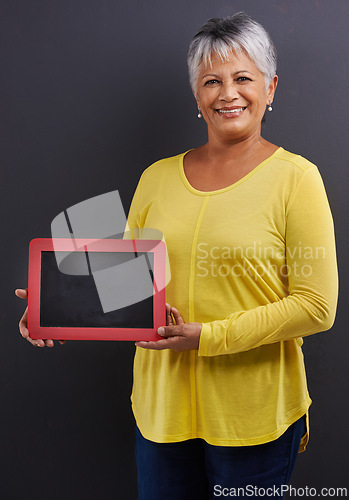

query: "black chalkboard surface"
xmin=40 ymin=251 xmax=154 ymax=328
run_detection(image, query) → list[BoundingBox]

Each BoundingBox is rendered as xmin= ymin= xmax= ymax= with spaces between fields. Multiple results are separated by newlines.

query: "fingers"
xmin=166 ymin=303 xmax=174 ymax=326
xmin=135 ymin=336 xmax=181 ymax=350
xmin=170 ymin=306 xmax=184 ymax=325
xmin=165 ymin=303 xmax=184 ymax=326
xmin=158 ymin=303 xmax=186 ymax=338
xmin=137 ymin=321 xmax=202 ymax=351
xmin=25 ymin=337 xmax=63 ymax=348
xmin=18 ymin=308 xmax=43 ymax=346
xmin=15 ymin=288 xmax=28 ymax=299
xmin=18 ymin=307 xmax=41 ymax=347
xmin=16 ymin=289 xmax=63 ymax=347
xmin=26 ymin=336 xmax=45 ymax=347
xmin=19 ymin=307 xmax=29 ymax=338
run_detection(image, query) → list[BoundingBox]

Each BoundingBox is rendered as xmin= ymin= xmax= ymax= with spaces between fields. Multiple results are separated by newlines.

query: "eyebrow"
xmin=201 ymin=71 xmax=254 ymax=80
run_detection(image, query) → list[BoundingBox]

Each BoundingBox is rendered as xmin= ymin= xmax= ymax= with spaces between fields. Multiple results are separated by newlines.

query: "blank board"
xmin=28 ymin=238 xmax=166 ymax=340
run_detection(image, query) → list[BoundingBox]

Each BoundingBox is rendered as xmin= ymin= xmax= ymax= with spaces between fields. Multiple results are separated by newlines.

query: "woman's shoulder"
xmin=139 ymin=149 xmax=190 ymax=181
xmin=275 ymin=147 xmax=318 ymax=174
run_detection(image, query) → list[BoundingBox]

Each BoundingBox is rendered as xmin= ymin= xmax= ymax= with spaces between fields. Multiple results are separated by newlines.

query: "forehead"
xmin=199 ymin=49 xmax=260 ymax=75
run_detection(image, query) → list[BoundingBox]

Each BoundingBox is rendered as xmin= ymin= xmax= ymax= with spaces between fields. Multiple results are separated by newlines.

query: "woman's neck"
xmin=203 ymin=130 xmax=274 ymax=167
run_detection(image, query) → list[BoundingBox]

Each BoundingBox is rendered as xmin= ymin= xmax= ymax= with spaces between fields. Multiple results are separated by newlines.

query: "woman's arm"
xmin=198 ymin=165 xmax=338 ymax=356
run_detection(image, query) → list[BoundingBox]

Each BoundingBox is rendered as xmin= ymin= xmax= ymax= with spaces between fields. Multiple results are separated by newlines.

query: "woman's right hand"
xmin=15 ymin=288 xmax=65 ymax=347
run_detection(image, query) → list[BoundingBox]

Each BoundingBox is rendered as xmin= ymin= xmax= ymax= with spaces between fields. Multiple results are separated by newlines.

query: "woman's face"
xmin=194 ymin=50 xmax=278 ymax=143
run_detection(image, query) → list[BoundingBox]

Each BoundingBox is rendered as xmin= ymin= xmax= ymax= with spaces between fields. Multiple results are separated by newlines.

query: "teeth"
xmin=218 ymin=107 xmax=245 ymax=113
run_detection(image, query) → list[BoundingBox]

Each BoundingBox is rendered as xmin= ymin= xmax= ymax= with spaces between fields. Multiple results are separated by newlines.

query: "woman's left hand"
xmin=135 ymin=303 xmax=202 ymax=352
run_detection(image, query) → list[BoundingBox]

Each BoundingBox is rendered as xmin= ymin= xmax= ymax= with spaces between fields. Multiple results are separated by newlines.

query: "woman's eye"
xmin=237 ymin=76 xmax=251 ymax=82
xmin=204 ymin=79 xmax=219 ymax=86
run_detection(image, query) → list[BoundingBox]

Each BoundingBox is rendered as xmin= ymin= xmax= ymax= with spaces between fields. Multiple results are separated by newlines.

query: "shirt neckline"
xmin=179 ymin=146 xmax=284 ymax=196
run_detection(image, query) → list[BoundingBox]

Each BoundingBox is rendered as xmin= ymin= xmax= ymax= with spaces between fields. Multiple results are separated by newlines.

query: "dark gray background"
xmin=1 ymin=0 xmax=348 ymax=498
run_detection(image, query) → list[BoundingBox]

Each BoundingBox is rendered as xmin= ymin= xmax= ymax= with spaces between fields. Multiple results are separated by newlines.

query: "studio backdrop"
xmin=1 ymin=0 xmax=348 ymax=498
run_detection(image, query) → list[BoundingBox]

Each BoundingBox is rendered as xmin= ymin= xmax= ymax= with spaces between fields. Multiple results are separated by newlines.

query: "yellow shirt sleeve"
xmin=198 ymin=166 xmax=339 ymax=356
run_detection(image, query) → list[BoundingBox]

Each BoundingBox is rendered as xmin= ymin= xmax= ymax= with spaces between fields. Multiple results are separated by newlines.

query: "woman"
xmin=17 ymin=12 xmax=338 ymax=500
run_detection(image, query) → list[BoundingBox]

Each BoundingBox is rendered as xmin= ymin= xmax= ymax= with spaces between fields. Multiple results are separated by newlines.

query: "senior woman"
xmin=17 ymin=12 xmax=338 ymax=500
xmin=126 ymin=12 xmax=338 ymax=500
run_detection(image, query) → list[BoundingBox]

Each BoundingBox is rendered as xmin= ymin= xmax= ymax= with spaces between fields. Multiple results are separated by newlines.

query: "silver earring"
xmin=197 ymin=111 xmax=202 ymax=118
xmin=268 ymin=103 xmax=273 ymax=112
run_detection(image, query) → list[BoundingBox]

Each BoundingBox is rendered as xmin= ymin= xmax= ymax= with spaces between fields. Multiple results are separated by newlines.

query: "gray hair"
xmin=187 ymin=12 xmax=277 ymax=96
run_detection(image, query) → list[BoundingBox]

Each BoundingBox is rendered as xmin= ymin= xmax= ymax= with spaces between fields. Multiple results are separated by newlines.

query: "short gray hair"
xmin=187 ymin=12 xmax=277 ymax=96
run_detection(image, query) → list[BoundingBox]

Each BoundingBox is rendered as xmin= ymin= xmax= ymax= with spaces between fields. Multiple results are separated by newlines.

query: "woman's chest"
xmin=140 ymin=185 xmax=287 ymax=266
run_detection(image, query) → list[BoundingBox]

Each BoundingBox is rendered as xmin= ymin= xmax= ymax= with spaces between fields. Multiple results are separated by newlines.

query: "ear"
xmin=266 ymin=75 xmax=278 ymax=105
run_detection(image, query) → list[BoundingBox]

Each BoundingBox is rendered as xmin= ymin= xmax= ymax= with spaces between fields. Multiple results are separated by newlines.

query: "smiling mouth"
xmin=216 ymin=107 xmax=247 ymax=116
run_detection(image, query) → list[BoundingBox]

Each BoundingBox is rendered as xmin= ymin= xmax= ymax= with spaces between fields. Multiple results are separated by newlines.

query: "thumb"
xmin=157 ymin=325 xmax=183 ymax=338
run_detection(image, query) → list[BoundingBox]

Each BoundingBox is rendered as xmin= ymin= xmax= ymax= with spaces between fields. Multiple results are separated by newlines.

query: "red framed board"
xmin=28 ymin=238 xmax=166 ymax=341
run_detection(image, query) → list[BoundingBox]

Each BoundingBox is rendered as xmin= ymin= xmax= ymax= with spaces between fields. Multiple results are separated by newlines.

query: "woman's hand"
xmin=15 ymin=288 xmax=65 ymax=347
xmin=135 ymin=303 xmax=202 ymax=352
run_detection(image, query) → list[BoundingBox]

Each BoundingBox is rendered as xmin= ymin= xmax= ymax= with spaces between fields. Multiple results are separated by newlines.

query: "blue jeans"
xmin=135 ymin=415 xmax=306 ymax=500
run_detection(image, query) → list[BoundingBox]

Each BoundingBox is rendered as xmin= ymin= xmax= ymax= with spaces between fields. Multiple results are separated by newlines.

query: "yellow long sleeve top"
xmin=126 ymin=147 xmax=338 ymax=451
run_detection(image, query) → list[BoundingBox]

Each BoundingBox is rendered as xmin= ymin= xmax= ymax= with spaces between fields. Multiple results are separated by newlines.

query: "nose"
xmin=219 ymin=79 xmax=239 ymax=102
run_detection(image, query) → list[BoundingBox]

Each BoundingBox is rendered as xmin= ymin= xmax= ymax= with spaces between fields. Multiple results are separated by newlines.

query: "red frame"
xmin=28 ymin=238 xmax=166 ymax=341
